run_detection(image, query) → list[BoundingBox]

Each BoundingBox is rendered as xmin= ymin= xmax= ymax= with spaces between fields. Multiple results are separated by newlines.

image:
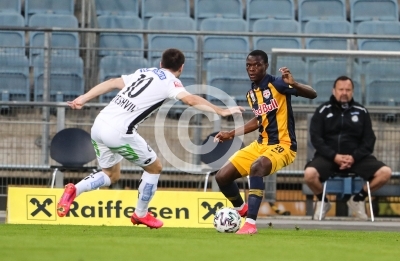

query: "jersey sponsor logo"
xmin=174 ymin=81 xmax=183 ymax=87
xmin=252 ymin=98 xmax=278 ymax=116
xmin=111 ymin=94 xmax=137 ymax=112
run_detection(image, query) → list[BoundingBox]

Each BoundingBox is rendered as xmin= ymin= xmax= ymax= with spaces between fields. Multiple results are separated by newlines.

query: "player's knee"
xmin=215 ymin=169 xmax=237 ymax=186
xmin=304 ymin=167 xmax=319 ymax=184
xmin=249 ymin=158 xmax=271 ymax=177
xmin=144 ymin=158 xmax=162 ymax=174
xmin=377 ymin=166 xmax=392 ymax=182
xmin=104 ymin=171 xmax=120 ymax=184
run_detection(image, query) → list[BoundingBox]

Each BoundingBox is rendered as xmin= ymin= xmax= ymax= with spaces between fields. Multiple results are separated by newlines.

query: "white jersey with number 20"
xmin=97 ymin=67 xmax=186 ymax=134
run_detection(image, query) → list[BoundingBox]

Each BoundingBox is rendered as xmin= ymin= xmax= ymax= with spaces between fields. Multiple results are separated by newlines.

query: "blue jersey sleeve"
xmin=272 ymin=77 xmax=298 ymax=96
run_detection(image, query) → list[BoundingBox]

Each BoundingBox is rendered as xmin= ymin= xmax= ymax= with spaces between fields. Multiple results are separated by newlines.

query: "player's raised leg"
xmin=57 ymin=170 xmax=112 ymax=217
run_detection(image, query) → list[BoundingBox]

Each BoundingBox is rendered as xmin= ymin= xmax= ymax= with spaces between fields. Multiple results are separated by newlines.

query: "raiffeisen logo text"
xmin=65 ymin=200 xmax=190 ymax=220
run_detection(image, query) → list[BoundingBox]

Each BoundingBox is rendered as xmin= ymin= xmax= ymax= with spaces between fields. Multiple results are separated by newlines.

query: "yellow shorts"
xmin=229 ymin=140 xmax=296 ymax=177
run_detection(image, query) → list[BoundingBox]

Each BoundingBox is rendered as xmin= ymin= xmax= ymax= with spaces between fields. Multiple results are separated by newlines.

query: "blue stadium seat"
xmin=310 ymin=60 xmax=362 ymax=104
xmin=201 ymin=18 xmax=249 ymax=66
xmin=97 ymin=15 xmax=143 ymax=57
xmin=195 ymin=0 xmax=243 ymax=30
xmin=350 ymin=0 xmax=398 ymax=33
xmin=305 ymin=20 xmax=352 ymax=50
xmin=253 ymin=19 xmax=301 ymax=54
xmin=206 ymin=58 xmax=249 ymax=106
xmin=274 ymin=57 xmax=309 ymax=104
xmin=33 ymin=55 xmax=84 ymax=102
xmin=142 ymin=0 xmax=190 ymax=28
xmin=298 ymin=0 xmax=346 ymax=31
xmin=365 ymin=60 xmax=400 ymax=106
xmin=0 ymin=54 xmax=30 ymax=101
xmin=357 ymin=21 xmax=400 ymax=51
xmin=147 ymin=16 xmax=196 ymax=65
xmin=246 ymin=0 xmax=295 ymax=31
xmin=94 ymin=0 xmax=139 ymax=17
xmin=29 ymin=14 xmax=79 ymax=64
xmin=25 ymin=0 xmax=74 ymax=25
xmin=98 ymin=56 xmax=148 ymax=103
xmin=0 ymin=13 xmax=25 ymax=55
xmin=0 ymin=0 xmax=21 ymax=13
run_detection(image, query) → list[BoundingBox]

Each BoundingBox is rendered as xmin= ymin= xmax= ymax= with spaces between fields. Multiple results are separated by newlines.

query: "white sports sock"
xmin=75 ymin=171 xmax=111 ymax=197
xmin=245 ymin=218 xmax=256 ymax=225
xmin=135 ymin=171 xmax=160 ymax=217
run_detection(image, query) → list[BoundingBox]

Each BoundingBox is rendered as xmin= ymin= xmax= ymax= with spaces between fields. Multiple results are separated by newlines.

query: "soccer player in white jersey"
xmin=57 ymin=48 xmax=245 ymax=228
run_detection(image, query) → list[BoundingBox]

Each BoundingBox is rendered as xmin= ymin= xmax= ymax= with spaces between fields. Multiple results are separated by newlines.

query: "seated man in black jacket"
xmin=304 ymin=75 xmax=392 ymax=220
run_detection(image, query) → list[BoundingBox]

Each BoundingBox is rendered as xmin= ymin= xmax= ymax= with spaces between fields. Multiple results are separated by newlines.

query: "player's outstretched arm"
xmin=214 ymin=117 xmax=258 ymax=143
xmin=67 ymin=78 xmax=125 ymax=109
xmin=177 ymin=91 xmax=245 ymax=117
xmin=279 ymin=67 xmax=317 ymax=99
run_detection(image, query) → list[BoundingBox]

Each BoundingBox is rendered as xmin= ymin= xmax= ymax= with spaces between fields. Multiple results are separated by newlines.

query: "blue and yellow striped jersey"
xmin=246 ymin=74 xmax=298 ymax=152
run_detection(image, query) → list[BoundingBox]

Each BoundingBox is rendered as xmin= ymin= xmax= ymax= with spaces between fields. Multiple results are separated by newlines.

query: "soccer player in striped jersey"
xmin=214 ymin=50 xmax=317 ymax=234
xmin=57 ymin=48 xmax=244 ymax=228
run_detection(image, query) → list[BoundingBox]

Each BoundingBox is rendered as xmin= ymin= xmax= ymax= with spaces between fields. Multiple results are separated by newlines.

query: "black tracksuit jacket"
xmin=310 ymin=95 xmax=376 ymax=162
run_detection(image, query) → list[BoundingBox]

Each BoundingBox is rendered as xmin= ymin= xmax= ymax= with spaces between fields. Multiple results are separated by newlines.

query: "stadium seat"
xmin=97 ymin=15 xmax=143 ymax=57
xmin=142 ymin=0 xmax=190 ymax=28
xmin=310 ymin=60 xmax=362 ymax=104
xmin=365 ymin=60 xmax=400 ymax=106
xmin=305 ymin=20 xmax=352 ymax=51
xmin=201 ymin=18 xmax=249 ymax=67
xmin=195 ymin=0 xmax=243 ymax=30
xmin=0 ymin=54 xmax=30 ymax=101
xmin=28 ymin=14 xmax=79 ymax=64
xmin=246 ymin=0 xmax=295 ymax=31
xmin=147 ymin=16 xmax=196 ymax=65
xmin=25 ymin=0 xmax=74 ymax=25
xmin=357 ymin=21 xmax=400 ymax=51
xmin=206 ymin=58 xmax=249 ymax=106
xmin=0 ymin=13 xmax=25 ymax=55
xmin=350 ymin=0 xmax=398 ymax=33
xmin=94 ymin=0 xmax=139 ymax=17
xmin=98 ymin=56 xmax=148 ymax=103
xmin=50 ymin=128 xmax=98 ymax=188
xmin=0 ymin=0 xmax=21 ymax=13
xmin=253 ymin=19 xmax=301 ymax=54
xmin=298 ymin=0 xmax=346 ymax=31
xmin=33 ymin=55 xmax=84 ymax=102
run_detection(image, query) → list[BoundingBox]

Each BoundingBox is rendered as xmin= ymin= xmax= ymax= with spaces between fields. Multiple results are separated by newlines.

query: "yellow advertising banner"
xmin=7 ymin=187 xmax=243 ymax=228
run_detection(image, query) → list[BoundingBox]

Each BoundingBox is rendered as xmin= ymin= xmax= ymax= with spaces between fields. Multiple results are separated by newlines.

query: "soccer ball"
xmin=213 ymin=207 xmax=241 ymax=233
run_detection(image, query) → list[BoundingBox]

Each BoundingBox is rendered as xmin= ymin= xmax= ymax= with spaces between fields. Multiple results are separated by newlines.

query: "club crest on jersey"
xmin=263 ymin=89 xmax=271 ymax=99
xmin=252 ymin=98 xmax=278 ymax=116
xmin=174 ymin=81 xmax=183 ymax=87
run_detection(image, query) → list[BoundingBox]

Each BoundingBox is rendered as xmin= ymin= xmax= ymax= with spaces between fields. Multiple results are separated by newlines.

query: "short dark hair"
xmin=247 ymin=50 xmax=268 ymax=64
xmin=333 ymin=75 xmax=354 ymax=89
xmin=161 ymin=48 xmax=185 ymax=72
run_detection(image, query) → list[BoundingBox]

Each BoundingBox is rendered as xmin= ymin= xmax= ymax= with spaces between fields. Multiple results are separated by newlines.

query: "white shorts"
xmin=91 ymin=117 xmax=157 ymax=168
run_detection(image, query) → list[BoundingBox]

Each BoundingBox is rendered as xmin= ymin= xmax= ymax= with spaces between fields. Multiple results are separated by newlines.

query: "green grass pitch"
xmin=0 ymin=224 xmax=399 ymax=261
